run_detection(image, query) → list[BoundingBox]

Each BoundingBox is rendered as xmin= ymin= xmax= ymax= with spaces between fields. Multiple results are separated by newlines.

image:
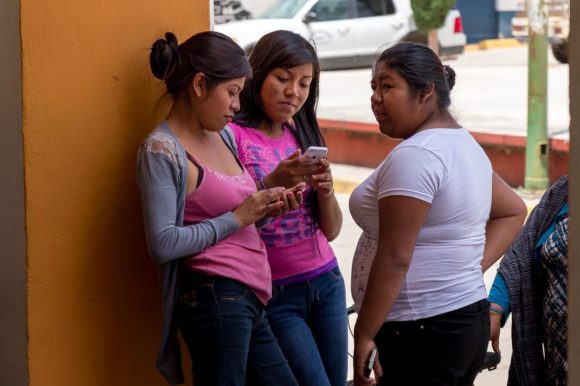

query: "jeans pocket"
xmin=179 ymin=285 xmax=213 ymax=309
xmin=215 ymin=279 xmax=249 ymax=303
xmin=328 ymin=266 xmax=344 ymax=281
xmin=270 ymin=285 xmax=285 ymax=303
xmin=180 ymin=291 xmax=198 ymax=308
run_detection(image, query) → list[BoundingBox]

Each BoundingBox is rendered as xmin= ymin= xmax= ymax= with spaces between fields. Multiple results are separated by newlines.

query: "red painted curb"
xmin=318 ymin=118 xmax=569 ymax=188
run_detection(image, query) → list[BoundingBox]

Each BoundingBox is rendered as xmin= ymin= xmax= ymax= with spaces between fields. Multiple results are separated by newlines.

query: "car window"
xmin=354 ymin=0 xmax=395 ymax=17
xmin=261 ymin=0 xmax=310 ymax=19
xmin=310 ymin=0 xmax=350 ymax=21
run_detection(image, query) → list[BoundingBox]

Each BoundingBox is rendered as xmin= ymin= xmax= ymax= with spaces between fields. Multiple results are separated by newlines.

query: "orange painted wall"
xmin=21 ymin=1 xmax=208 ymax=385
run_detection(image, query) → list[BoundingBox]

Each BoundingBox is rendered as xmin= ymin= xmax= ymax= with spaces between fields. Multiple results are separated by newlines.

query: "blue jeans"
xmin=266 ymin=267 xmax=348 ymax=386
xmin=177 ymin=276 xmax=298 ymax=386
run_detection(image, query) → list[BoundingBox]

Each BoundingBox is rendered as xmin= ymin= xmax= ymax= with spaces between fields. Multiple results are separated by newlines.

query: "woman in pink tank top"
xmin=231 ymin=31 xmax=348 ymax=386
xmin=138 ymin=31 xmax=302 ymax=386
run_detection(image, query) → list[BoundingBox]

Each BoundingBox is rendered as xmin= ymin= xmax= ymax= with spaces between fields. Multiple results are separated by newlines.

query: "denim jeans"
xmin=266 ymin=267 xmax=348 ymax=386
xmin=177 ymin=276 xmax=298 ymax=386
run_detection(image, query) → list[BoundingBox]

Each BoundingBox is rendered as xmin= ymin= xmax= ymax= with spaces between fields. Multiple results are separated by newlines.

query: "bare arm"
xmin=312 ymin=159 xmax=342 ymax=241
xmin=489 ymin=302 xmax=504 ymax=353
xmin=317 ymin=193 xmax=342 ymax=241
xmin=481 ymin=173 xmax=527 ymax=271
xmin=353 ymin=196 xmax=430 ymax=385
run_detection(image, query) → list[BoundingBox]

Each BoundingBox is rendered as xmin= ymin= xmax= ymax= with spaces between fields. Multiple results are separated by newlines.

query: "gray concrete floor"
xmin=318 ymin=46 xmax=569 ymax=141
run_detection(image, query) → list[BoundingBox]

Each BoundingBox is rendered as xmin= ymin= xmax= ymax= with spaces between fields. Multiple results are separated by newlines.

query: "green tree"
xmin=411 ymin=0 xmax=456 ymax=54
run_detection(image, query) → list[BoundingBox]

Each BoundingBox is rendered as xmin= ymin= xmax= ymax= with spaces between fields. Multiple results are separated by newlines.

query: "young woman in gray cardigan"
xmin=136 ymin=31 xmax=302 ymax=386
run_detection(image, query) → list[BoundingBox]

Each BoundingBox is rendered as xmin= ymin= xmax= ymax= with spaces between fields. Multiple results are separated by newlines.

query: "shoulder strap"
xmin=220 ymin=125 xmax=238 ymax=154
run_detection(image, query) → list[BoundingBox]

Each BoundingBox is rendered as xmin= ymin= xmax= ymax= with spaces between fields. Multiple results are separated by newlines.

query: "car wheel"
xmin=551 ymin=41 xmax=568 ymax=64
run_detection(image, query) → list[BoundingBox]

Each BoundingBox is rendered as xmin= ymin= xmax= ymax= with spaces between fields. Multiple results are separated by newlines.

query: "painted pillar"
xmin=0 ymin=1 xmax=209 ymax=385
xmin=568 ymin=1 xmax=579 ymax=384
xmin=0 ymin=0 xmax=27 ymax=384
xmin=525 ymin=0 xmax=550 ymax=189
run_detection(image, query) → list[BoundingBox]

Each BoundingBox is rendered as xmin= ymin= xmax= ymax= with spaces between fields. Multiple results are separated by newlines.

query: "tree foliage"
xmin=411 ymin=0 xmax=457 ymax=32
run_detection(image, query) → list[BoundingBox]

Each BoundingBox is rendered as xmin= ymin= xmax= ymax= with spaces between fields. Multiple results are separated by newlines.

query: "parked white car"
xmin=215 ymin=0 xmax=466 ymax=69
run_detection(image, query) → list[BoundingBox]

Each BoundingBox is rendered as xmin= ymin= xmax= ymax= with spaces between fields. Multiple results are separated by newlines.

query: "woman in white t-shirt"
xmin=350 ymin=42 xmax=527 ymax=386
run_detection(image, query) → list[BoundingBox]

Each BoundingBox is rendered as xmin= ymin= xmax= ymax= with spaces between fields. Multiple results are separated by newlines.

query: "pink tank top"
xmin=182 ymin=152 xmax=271 ymax=304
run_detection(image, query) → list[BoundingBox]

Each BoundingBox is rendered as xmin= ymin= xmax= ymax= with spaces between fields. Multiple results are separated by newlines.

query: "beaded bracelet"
xmin=490 ymin=304 xmax=504 ymax=317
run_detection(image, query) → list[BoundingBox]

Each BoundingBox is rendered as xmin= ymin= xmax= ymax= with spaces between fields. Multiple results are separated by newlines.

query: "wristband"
xmin=490 ymin=305 xmax=504 ymax=317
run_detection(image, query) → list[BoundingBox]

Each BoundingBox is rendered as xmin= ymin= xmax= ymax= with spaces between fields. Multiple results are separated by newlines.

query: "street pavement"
xmin=330 ymin=163 xmax=543 ymax=385
xmin=317 ymin=45 xmax=570 ymax=141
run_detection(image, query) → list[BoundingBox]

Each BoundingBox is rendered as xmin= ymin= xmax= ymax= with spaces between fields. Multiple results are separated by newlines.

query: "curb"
xmin=319 ymin=118 xmax=568 ymax=189
xmin=465 ymin=38 xmax=523 ymax=52
xmin=334 ymin=178 xmax=360 ymax=195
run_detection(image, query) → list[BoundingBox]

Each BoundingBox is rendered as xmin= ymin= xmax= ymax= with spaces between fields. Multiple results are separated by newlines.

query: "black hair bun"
xmin=150 ymin=32 xmax=179 ymax=80
xmin=443 ymin=64 xmax=456 ymax=91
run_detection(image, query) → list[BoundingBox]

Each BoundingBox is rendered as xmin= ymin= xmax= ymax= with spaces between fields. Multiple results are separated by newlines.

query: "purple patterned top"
xmin=229 ymin=122 xmax=336 ymax=282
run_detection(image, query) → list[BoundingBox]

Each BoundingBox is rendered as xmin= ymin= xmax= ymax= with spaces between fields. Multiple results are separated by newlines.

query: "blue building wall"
xmin=498 ymin=11 xmax=517 ymax=38
xmin=456 ymin=0 xmax=498 ymax=43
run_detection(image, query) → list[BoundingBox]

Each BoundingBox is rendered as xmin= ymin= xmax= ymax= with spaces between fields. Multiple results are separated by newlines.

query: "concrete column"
xmin=1 ymin=1 xmax=210 ymax=385
xmin=0 ymin=0 xmax=27 ymax=384
xmin=568 ymin=1 xmax=579 ymax=384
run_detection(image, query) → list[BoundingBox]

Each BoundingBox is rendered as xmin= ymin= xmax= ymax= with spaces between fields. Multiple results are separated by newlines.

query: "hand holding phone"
xmin=364 ymin=348 xmax=378 ymax=378
xmin=303 ymin=146 xmax=328 ymax=164
xmin=287 ymin=181 xmax=307 ymax=195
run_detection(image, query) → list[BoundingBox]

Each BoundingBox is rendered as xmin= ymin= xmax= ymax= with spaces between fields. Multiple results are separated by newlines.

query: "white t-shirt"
xmin=349 ymin=128 xmax=492 ymax=321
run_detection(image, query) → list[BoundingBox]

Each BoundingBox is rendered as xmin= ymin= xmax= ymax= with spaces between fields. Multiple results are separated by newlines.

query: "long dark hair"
xmin=235 ymin=30 xmax=324 ymax=150
xmin=150 ymin=31 xmax=251 ymax=99
xmin=376 ymin=42 xmax=456 ymax=110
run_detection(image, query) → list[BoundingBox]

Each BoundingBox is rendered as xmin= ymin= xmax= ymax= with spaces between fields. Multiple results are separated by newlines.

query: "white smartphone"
xmin=303 ymin=146 xmax=328 ymax=163
xmin=364 ymin=348 xmax=377 ymax=378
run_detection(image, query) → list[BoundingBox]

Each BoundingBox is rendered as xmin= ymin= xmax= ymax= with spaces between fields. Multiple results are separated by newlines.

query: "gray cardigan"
xmin=136 ymin=122 xmax=241 ymax=385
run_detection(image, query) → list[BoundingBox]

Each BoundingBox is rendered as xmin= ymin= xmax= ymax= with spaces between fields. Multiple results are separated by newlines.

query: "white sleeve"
xmin=376 ymin=145 xmax=447 ymax=203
